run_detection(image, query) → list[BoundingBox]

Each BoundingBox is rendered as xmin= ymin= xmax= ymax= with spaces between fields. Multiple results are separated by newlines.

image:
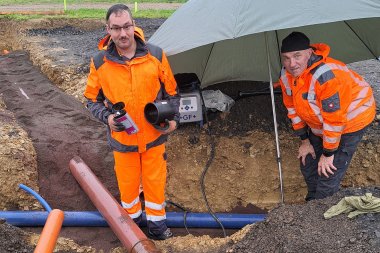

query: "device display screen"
xmin=182 ymin=99 xmax=191 ymax=105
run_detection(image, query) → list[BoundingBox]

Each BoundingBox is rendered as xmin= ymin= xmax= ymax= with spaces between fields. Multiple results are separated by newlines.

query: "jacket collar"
xmin=304 ymin=43 xmax=330 ymax=73
xmin=97 ymin=27 xmax=149 ymax=62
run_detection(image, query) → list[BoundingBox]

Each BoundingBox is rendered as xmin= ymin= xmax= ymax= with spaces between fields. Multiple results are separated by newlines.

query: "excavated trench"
xmin=0 ymin=17 xmax=380 ymax=252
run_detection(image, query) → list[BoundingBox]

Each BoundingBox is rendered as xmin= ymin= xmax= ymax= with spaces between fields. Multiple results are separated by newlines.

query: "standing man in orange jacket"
xmin=279 ymin=32 xmax=376 ymax=201
xmin=84 ymin=4 xmax=180 ymax=240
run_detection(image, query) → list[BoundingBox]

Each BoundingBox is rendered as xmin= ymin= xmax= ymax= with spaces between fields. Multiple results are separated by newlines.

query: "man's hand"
xmin=297 ymin=139 xmax=316 ymax=166
xmin=107 ymin=114 xmax=126 ymax=132
xmin=318 ymin=154 xmax=337 ymax=178
xmin=157 ymin=120 xmax=177 ymax=134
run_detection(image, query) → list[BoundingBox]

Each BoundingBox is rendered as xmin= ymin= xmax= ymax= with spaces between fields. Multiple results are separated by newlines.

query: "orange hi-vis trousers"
xmin=113 ymin=144 xmax=167 ymax=222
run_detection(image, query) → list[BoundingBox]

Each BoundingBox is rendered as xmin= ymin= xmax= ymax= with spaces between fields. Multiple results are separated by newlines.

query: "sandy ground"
xmin=0 ymin=13 xmax=379 ymax=253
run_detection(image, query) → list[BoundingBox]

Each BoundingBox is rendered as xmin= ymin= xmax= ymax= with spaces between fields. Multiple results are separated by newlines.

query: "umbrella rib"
xmin=344 ymin=21 xmax=377 ymax=59
xmin=275 ymin=30 xmax=282 ymax=68
xmin=200 ymin=43 xmax=215 ymax=84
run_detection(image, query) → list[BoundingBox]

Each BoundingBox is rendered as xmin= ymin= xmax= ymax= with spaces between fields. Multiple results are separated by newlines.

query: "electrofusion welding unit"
xmin=175 ymin=73 xmax=203 ymax=124
xmin=144 ymin=73 xmax=203 ymax=128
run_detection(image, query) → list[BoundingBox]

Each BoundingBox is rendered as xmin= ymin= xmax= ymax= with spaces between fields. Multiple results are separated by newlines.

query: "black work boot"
xmin=147 ymin=220 xmax=172 ymax=240
xmin=148 ymin=228 xmax=173 ymax=240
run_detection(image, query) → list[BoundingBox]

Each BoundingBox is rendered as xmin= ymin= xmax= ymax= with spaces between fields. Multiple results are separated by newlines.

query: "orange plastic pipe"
xmin=69 ymin=156 xmax=161 ymax=253
xmin=34 ymin=209 xmax=64 ymax=253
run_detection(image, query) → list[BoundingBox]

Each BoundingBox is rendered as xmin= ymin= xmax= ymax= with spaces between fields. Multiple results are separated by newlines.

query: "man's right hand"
xmin=107 ymin=114 xmax=126 ymax=132
xmin=297 ymin=139 xmax=316 ymax=166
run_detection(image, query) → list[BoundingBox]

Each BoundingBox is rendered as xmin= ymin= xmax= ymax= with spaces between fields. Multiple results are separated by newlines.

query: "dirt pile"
xmin=0 ymin=96 xmax=40 ymax=211
xmin=0 ymin=221 xmax=34 ymax=253
xmin=227 ymin=187 xmax=380 ymax=253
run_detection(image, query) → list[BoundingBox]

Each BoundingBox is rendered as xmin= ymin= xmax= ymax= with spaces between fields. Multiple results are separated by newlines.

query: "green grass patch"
xmin=63 ymin=8 xmax=106 ymax=19
xmin=0 ymin=14 xmax=41 ymax=20
xmin=65 ymin=8 xmax=174 ymax=19
xmin=0 ymin=0 xmax=187 ymax=6
xmin=0 ymin=8 xmax=175 ymax=20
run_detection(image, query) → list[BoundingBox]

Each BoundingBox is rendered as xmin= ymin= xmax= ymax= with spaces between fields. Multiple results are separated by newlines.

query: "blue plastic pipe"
xmin=19 ymin=184 xmax=52 ymax=212
xmin=0 ymin=211 xmax=266 ymax=229
xmin=15 ymin=176 xmax=266 ymax=230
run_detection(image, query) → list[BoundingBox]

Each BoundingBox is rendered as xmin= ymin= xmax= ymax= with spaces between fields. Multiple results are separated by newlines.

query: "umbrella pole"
xmin=265 ymin=32 xmax=284 ymax=204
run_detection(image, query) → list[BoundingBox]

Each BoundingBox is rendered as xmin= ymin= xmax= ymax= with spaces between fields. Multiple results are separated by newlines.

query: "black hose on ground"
xmin=234 ymin=85 xmax=282 ymax=101
xmin=198 ymin=88 xmax=227 ymax=238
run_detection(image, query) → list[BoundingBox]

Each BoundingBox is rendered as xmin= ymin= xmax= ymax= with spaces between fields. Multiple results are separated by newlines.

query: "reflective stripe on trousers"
xmin=113 ymin=144 xmax=167 ymax=221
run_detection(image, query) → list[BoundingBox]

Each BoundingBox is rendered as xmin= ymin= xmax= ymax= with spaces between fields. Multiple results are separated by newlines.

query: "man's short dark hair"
xmin=281 ymin=32 xmax=311 ymax=53
xmin=106 ymin=4 xmax=133 ymax=23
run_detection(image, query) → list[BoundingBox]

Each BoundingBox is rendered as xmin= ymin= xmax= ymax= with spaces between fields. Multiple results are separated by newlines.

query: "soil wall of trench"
xmin=0 ymin=18 xmax=379 ymax=252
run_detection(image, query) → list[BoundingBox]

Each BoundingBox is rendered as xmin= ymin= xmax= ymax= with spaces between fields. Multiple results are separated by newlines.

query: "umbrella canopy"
xmin=149 ymin=0 xmax=380 ymax=88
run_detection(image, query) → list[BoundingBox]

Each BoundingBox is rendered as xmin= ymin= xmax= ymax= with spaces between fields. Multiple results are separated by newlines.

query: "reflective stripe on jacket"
xmin=84 ymin=28 xmax=180 ymax=153
xmin=280 ymin=43 xmax=376 ymax=152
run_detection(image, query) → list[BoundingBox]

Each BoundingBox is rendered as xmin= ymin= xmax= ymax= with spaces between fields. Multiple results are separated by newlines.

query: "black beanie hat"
xmin=281 ymin=32 xmax=310 ymax=53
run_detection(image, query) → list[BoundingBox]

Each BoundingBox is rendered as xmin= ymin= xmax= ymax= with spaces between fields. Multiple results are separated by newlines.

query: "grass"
xmin=67 ymin=8 xmax=174 ymax=18
xmin=0 ymin=0 xmax=187 ymax=5
xmin=0 ymin=8 xmax=175 ymax=20
xmin=0 ymin=0 xmax=181 ymax=19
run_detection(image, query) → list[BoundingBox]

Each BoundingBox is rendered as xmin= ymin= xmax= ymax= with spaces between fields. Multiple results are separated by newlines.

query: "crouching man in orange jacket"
xmin=279 ymin=32 xmax=376 ymax=201
xmin=84 ymin=4 xmax=180 ymax=240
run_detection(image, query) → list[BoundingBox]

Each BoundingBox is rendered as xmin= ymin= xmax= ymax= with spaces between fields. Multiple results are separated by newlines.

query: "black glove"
xmin=113 ymin=120 xmax=126 ymax=132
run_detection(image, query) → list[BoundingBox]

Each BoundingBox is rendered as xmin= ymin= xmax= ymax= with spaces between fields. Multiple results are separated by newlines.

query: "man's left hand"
xmin=158 ymin=120 xmax=177 ymax=134
xmin=318 ymin=154 xmax=337 ymax=178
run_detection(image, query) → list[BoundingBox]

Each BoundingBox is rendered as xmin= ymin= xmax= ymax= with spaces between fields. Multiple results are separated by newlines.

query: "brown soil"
xmin=0 ymin=15 xmax=379 ymax=253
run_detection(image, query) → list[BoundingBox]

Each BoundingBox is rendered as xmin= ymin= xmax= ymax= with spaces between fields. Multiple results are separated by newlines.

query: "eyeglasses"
xmin=109 ymin=24 xmax=134 ymax=33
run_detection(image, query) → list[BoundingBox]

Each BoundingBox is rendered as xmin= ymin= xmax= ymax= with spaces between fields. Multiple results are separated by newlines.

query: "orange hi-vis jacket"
xmin=279 ymin=43 xmax=376 ymax=153
xmin=84 ymin=28 xmax=180 ymax=153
